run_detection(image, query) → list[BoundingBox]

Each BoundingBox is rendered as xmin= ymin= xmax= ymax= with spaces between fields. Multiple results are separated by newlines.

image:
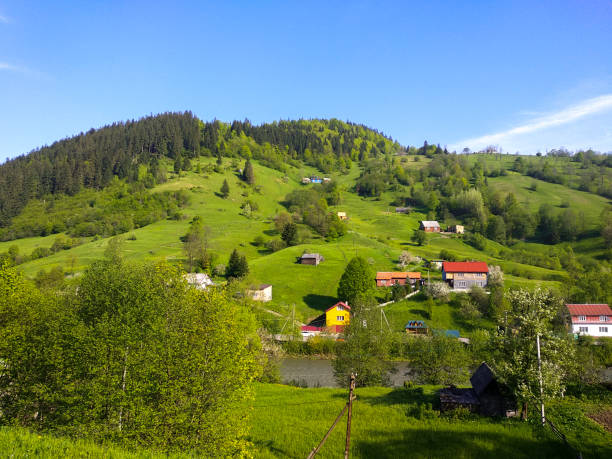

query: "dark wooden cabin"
xmin=439 ymin=363 xmax=517 ymax=418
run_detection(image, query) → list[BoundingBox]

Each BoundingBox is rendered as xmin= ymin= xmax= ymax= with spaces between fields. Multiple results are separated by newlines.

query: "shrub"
xmin=426 ymin=282 xmax=450 ymax=300
xmin=266 ymin=239 xmax=286 ymax=252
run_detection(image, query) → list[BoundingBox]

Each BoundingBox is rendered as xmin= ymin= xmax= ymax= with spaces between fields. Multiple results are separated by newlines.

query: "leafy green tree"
xmin=337 ymin=256 xmax=374 ymax=305
xmin=220 ymin=179 xmax=230 ymax=198
xmin=226 ymin=249 xmax=249 ymax=279
xmin=183 ymin=217 xmax=211 ymax=272
xmin=411 ymin=229 xmax=426 ymax=246
xmin=491 ymin=288 xmax=575 ymax=419
xmin=281 ymin=222 xmax=298 ymax=246
xmin=332 ymin=298 xmax=394 ymax=387
xmin=409 ymin=334 xmax=470 ymax=385
xmin=0 ymin=258 xmax=261 ymax=455
xmin=242 ymin=159 xmax=255 ymax=185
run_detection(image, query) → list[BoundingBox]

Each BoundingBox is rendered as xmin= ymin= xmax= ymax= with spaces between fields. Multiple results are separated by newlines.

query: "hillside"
xmin=0 ymin=115 xmax=611 ymax=333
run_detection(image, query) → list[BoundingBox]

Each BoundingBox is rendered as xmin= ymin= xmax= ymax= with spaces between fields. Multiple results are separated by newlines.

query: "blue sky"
xmin=1 ymin=0 xmax=612 ymax=161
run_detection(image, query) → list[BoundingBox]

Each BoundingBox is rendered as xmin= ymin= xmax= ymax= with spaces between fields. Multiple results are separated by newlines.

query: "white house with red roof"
xmin=442 ymin=261 xmax=489 ymax=289
xmin=566 ymin=304 xmax=611 ymax=337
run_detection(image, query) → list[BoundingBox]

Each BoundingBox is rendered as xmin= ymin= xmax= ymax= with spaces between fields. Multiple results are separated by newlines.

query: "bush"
xmin=426 ymin=282 xmax=450 ymax=300
xmin=465 ymin=232 xmax=487 ymax=251
xmin=439 ymin=249 xmax=457 ymax=261
xmin=266 ymin=239 xmax=286 ymax=252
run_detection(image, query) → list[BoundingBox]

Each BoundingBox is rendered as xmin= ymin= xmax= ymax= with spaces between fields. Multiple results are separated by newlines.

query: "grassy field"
xmin=3 ymin=383 xmax=610 ymax=458
xmin=0 ymin=427 xmax=181 ymax=459
xmin=2 ymin=157 xmax=608 ymax=327
xmin=250 ymin=383 xmax=611 ymax=459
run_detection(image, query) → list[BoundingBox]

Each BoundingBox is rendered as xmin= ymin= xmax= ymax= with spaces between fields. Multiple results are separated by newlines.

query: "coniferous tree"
xmin=243 ymin=159 xmax=255 ymax=185
xmin=226 ymin=249 xmax=248 ymax=279
xmin=220 ymin=179 xmax=230 ymax=198
xmin=280 ymin=223 xmax=298 ymax=246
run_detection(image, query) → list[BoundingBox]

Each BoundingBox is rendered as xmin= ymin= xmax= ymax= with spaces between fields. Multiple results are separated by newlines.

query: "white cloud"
xmin=0 ymin=14 xmax=9 ymax=23
xmin=0 ymin=62 xmax=24 ymax=72
xmin=450 ymin=94 xmax=612 ymax=153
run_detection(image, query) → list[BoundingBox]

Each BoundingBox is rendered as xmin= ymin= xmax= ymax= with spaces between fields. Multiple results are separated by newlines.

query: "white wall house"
xmin=184 ymin=273 xmax=214 ymax=290
xmin=566 ymin=304 xmax=612 ymax=337
xmin=247 ymin=284 xmax=273 ymax=302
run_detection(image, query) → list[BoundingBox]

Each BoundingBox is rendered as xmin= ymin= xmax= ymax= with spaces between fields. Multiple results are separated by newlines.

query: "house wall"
xmin=325 ymin=307 xmax=350 ymax=327
xmin=249 ymin=287 xmax=272 ymax=302
xmin=571 ymin=323 xmax=611 ymax=337
xmin=444 ymin=272 xmax=487 ymax=289
xmin=300 ymin=258 xmax=319 ymax=265
xmin=421 ymin=226 xmax=440 ymax=232
xmin=377 ymin=278 xmax=409 ymax=287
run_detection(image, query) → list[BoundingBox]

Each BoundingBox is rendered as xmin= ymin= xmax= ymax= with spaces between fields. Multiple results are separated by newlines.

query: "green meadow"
xmin=6 ymin=383 xmax=609 ymax=459
xmin=2 ymin=156 xmax=608 ymax=329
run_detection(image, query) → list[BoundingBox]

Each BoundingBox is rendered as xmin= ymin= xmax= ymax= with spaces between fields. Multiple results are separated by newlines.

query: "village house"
xmin=298 ymin=253 xmax=324 ymax=266
xmin=405 ymin=320 xmax=428 ymax=335
xmin=337 ymin=211 xmax=348 ymax=221
xmin=566 ymin=304 xmax=611 ymax=337
xmin=442 ymin=261 xmax=488 ymax=289
xmin=447 ymin=224 xmax=465 ymax=234
xmin=183 ymin=273 xmax=214 ymax=290
xmin=395 ymin=207 xmax=411 ymax=214
xmin=246 ymin=284 xmax=272 ymax=302
xmin=376 ymin=271 xmax=421 ymax=287
xmin=301 ymin=177 xmax=311 ymax=184
xmin=439 ymin=363 xmax=517 ymax=418
xmin=325 ymin=301 xmax=350 ymax=332
xmin=419 ymin=221 xmax=441 ymax=232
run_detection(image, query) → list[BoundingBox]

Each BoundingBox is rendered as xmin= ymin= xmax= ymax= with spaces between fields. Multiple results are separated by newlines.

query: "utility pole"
xmin=308 ymin=373 xmax=355 ymax=459
xmin=536 ymin=334 xmax=545 ymax=426
xmin=344 ymin=373 xmax=356 ymax=459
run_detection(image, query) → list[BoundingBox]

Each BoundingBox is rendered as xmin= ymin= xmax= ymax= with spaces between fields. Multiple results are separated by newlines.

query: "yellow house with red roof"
xmin=325 ymin=302 xmax=351 ymax=329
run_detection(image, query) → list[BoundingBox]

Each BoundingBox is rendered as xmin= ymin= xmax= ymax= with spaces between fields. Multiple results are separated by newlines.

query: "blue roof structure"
xmin=405 ymin=320 xmax=427 ymax=329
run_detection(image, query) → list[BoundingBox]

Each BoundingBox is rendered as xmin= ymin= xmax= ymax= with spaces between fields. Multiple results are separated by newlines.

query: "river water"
xmin=279 ymin=358 xmax=612 ymax=388
xmin=279 ymin=357 xmax=412 ymax=388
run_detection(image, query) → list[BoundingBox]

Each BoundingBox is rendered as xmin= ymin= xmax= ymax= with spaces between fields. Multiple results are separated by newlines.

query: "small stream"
xmin=279 ymin=357 xmax=413 ymax=388
xmin=279 ymin=358 xmax=612 ymax=388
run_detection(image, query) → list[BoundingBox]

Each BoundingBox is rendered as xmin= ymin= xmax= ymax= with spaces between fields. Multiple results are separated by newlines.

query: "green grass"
xmin=0 ymin=426 xmax=182 ymax=458
xmin=2 ymin=157 xmax=607 ymax=323
xmin=4 ymin=383 xmax=609 ymax=458
xmin=250 ymin=383 xmax=611 ymax=459
xmin=382 ymin=292 xmax=495 ymax=335
xmin=488 ymin=172 xmax=609 ymax=231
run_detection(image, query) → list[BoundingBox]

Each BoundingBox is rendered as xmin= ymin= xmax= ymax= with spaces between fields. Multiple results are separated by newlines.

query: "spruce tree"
xmin=243 ymin=159 xmax=255 ymax=185
xmin=220 ymin=179 xmax=230 ymax=198
xmin=226 ymin=249 xmax=248 ymax=278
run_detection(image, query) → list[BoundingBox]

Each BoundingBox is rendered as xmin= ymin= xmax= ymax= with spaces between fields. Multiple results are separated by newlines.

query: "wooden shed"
xmin=439 ymin=363 xmax=517 ymax=417
xmin=299 ymin=253 xmax=324 ymax=266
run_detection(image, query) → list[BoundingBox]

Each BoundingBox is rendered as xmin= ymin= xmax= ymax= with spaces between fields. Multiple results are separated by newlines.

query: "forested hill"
xmin=0 ymin=113 xmax=402 ymax=226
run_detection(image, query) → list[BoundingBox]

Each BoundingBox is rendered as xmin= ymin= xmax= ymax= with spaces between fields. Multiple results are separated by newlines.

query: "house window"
xmin=578 ymin=315 xmax=586 ymax=321
xmin=578 ymin=326 xmax=588 ymax=333
xmin=337 ymin=316 xmax=344 ymax=321
xmin=337 ymin=306 xmax=344 ymax=311
xmin=599 ymin=327 xmax=609 ymax=333
xmin=600 ymin=316 xmax=609 ymax=322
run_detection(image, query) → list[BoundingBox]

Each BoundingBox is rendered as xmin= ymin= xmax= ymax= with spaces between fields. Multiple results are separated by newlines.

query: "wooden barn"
xmin=439 ymin=363 xmax=517 ymax=418
xmin=419 ymin=221 xmax=441 ymax=232
xmin=299 ymin=253 xmax=324 ymax=266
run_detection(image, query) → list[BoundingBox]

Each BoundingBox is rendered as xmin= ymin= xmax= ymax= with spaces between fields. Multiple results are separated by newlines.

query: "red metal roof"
xmin=443 ymin=261 xmax=488 ymax=273
xmin=376 ymin=272 xmax=421 ymax=280
xmin=325 ymin=301 xmax=351 ymax=312
xmin=301 ymin=325 xmax=322 ymax=332
xmin=566 ymin=304 xmax=611 ymax=316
